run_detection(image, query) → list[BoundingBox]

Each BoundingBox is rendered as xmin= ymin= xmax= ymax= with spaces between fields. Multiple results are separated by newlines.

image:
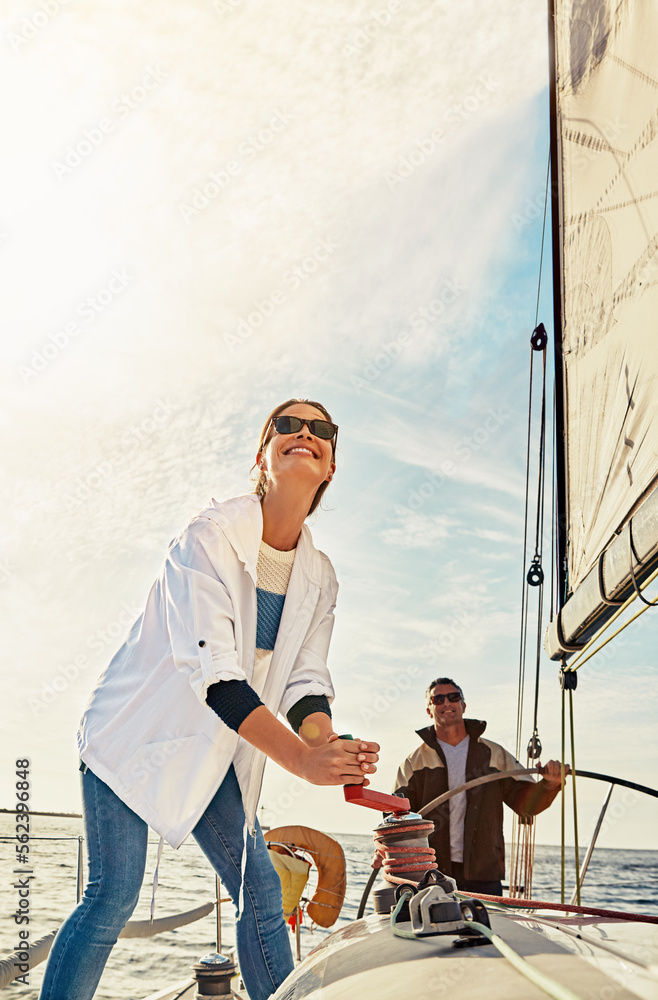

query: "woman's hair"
xmin=252 ymin=398 xmax=337 ymax=517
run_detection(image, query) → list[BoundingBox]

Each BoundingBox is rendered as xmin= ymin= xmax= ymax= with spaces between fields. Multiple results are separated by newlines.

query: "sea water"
xmin=1 ymin=814 xmax=657 ymax=999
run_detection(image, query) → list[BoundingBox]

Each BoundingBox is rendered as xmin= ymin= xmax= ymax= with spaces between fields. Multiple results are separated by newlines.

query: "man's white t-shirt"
xmin=436 ymin=735 xmax=469 ymax=862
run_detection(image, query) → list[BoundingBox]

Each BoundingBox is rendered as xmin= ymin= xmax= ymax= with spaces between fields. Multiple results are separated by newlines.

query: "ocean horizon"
xmin=2 ymin=814 xmax=657 ymax=999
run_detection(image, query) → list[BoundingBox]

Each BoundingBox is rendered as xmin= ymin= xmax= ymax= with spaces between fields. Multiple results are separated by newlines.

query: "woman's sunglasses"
xmin=429 ymin=692 xmax=462 ymax=705
xmin=270 ymin=415 xmax=338 ymax=441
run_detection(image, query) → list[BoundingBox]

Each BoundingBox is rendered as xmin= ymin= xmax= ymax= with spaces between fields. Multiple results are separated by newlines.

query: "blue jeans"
xmin=39 ymin=766 xmax=293 ymax=1000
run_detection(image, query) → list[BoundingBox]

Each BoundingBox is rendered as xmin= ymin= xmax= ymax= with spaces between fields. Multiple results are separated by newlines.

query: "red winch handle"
xmin=337 ymin=733 xmax=410 ymax=814
xmin=343 ymin=785 xmax=411 ymax=813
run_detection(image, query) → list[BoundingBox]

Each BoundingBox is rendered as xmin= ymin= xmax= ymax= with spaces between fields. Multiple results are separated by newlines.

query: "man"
xmin=393 ymin=677 xmax=566 ymax=895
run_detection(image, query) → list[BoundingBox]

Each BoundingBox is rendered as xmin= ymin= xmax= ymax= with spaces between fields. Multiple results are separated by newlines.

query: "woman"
xmin=40 ymin=398 xmax=379 ymax=1000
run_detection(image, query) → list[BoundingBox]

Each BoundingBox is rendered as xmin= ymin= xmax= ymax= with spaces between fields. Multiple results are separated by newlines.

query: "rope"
xmin=373 ymin=821 xmax=437 ymax=885
xmin=550 ymin=386 xmax=557 ymax=620
xmin=568 ymin=689 xmax=580 ymax=905
xmin=561 ymin=684 xmax=566 ymax=904
xmin=514 ymin=298 xmax=549 ymax=896
xmin=516 ymin=346 xmax=535 ymax=758
xmin=389 ymin=886 xmax=417 ymax=940
xmin=457 ymin=891 xmax=658 ymax=924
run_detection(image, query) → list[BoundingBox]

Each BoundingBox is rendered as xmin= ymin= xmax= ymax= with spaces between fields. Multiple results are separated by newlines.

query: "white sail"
xmin=555 ymin=0 xmax=658 ymax=595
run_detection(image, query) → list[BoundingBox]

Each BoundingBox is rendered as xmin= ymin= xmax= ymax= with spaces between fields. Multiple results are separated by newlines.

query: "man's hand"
xmin=538 ymin=759 xmax=570 ymax=789
xmin=298 ymin=734 xmax=380 ymax=786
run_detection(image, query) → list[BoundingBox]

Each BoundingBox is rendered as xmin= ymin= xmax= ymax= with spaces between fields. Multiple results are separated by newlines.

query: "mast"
xmin=547 ymin=0 xmax=568 ymax=611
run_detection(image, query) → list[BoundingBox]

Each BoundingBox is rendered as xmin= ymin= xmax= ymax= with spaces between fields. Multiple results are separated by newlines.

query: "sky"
xmin=1 ymin=0 xmax=657 ymax=881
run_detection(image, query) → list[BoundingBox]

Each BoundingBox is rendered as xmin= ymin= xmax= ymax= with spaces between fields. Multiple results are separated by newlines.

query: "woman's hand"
xmin=237 ymin=706 xmax=380 ymax=786
xmin=298 ymin=733 xmax=380 ymax=786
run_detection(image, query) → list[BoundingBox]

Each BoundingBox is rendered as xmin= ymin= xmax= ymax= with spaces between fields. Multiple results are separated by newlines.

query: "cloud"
xmin=459 ymin=526 xmax=517 ymax=544
xmin=381 ymin=508 xmax=456 ymax=548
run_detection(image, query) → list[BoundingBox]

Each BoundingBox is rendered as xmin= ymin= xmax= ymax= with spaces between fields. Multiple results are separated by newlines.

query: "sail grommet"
xmin=530 ymin=323 xmax=548 ymax=350
xmin=559 ymin=667 xmax=577 ymax=690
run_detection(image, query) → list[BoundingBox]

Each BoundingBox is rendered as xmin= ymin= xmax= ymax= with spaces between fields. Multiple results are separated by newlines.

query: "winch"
xmin=344 ymin=784 xmax=490 ymax=944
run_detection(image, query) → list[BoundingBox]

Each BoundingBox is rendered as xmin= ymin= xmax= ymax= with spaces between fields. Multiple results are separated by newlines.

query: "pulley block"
xmin=527 ymin=733 xmax=543 ymax=759
xmin=559 ymin=668 xmax=578 ymax=690
xmin=527 ymin=558 xmax=544 ymax=586
xmin=531 ymin=323 xmax=548 ymax=350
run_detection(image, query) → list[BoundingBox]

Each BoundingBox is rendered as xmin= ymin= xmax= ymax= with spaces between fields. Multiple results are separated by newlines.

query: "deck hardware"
xmin=192 ymin=952 xmax=237 ymax=998
xmin=531 ymin=323 xmax=548 ymax=350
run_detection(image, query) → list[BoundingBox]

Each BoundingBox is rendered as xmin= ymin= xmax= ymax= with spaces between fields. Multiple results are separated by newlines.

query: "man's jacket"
xmin=78 ymin=494 xmax=337 ymax=848
xmin=393 ymin=719 xmax=559 ymax=881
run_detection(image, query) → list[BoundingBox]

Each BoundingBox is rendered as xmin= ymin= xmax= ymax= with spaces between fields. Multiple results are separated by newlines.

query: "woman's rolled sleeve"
xmin=279 ymin=570 xmax=337 ymax=719
xmin=164 ymin=521 xmax=248 ymax=703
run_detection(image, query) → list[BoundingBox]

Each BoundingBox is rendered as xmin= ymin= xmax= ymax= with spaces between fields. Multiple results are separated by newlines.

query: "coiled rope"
xmin=373 ymin=821 xmax=437 ymax=885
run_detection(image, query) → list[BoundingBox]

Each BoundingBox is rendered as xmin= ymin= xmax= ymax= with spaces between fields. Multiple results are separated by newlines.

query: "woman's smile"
xmin=284 ymin=444 xmax=319 ymax=458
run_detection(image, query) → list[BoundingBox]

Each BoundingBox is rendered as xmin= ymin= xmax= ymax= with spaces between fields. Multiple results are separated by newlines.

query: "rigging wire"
xmin=534 ymin=150 xmax=552 ymax=329
xmin=550 ymin=385 xmax=557 ymax=621
xmin=512 ymin=150 xmax=552 ymax=900
xmin=531 ymin=348 xmax=548 ymax=744
xmin=569 ymin=688 xmax=581 ymax=906
xmin=515 ymin=346 xmax=535 ymax=759
xmin=560 ymin=681 xmax=566 ymax=904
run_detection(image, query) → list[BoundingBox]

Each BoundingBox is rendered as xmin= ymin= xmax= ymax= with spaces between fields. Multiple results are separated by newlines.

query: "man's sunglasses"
xmin=270 ymin=415 xmax=338 ymax=441
xmin=429 ymin=692 xmax=462 ymax=705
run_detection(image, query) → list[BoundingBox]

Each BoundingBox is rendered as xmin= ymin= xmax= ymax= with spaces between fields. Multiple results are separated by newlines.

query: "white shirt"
xmin=436 ymin=735 xmax=469 ymax=862
xmin=78 ymin=494 xmax=337 ymax=848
